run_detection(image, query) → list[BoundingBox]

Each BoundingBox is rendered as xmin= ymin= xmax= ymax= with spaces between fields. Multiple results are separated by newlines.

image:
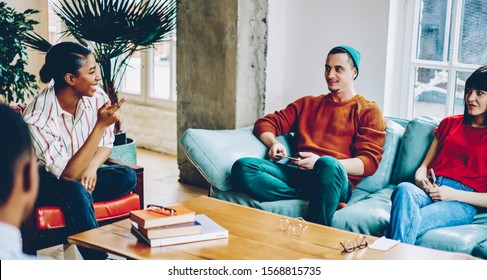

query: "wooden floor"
xmin=37 ymin=148 xmax=207 ymax=259
xmin=136 ymin=148 xmax=207 ymax=206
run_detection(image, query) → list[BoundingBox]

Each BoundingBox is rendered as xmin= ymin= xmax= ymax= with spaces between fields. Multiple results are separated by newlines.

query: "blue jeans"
xmin=231 ymin=156 xmax=351 ymax=226
xmin=37 ymin=165 xmax=137 ymax=259
xmin=385 ymin=176 xmax=477 ymax=244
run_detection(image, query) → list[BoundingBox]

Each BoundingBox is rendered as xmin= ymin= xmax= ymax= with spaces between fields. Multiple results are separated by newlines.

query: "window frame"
xmin=118 ymin=39 xmax=177 ymax=112
xmin=403 ymin=0 xmax=483 ymax=119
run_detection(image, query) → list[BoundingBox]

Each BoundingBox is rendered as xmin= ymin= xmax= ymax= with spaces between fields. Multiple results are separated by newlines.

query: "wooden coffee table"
xmin=68 ymin=196 xmax=477 ymax=260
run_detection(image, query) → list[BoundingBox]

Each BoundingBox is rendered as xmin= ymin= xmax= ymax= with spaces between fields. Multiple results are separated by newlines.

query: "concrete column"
xmin=177 ymin=0 xmax=268 ymax=186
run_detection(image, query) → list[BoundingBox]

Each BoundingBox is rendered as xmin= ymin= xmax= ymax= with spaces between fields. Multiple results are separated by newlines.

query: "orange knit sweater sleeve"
xmin=352 ymin=100 xmax=387 ymax=176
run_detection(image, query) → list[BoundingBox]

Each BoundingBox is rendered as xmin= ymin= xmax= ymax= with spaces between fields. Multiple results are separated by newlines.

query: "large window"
xmin=407 ymin=0 xmax=487 ymax=119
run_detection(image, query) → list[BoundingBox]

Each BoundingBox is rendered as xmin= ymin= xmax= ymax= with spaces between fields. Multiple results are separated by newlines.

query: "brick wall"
xmin=121 ymin=103 xmax=177 ymax=155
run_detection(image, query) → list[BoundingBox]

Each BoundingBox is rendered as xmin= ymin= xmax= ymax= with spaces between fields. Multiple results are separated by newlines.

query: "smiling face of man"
xmin=324 ymin=53 xmax=357 ymax=96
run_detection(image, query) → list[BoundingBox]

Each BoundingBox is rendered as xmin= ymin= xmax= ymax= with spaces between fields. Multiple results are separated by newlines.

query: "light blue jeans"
xmin=385 ymin=176 xmax=477 ymax=244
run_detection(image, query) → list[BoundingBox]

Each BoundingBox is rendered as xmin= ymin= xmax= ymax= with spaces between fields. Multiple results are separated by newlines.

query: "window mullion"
xmin=406 ymin=0 xmax=423 ymax=119
xmin=442 ymin=0 xmax=454 ymax=63
xmin=446 ymin=0 xmax=463 ymax=116
xmin=141 ymin=49 xmax=152 ymax=103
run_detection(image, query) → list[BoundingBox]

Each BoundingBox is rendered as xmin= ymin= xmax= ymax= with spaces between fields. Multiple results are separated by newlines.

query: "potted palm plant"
xmin=24 ymin=0 xmax=178 ymax=164
xmin=0 ymin=2 xmax=39 ymax=104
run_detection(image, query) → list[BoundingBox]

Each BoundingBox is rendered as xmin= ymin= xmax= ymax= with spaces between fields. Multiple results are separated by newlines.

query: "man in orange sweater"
xmin=231 ymin=46 xmax=386 ymax=226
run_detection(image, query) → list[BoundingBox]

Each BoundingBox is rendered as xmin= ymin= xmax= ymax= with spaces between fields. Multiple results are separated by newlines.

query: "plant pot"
xmin=110 ymin=137 xmax=137 ymax=165
xmin=114 ymin=131 xmax=127 ymax=145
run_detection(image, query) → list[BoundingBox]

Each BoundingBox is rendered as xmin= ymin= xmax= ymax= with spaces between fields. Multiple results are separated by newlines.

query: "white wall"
xmin=267 ymin=0 xmax=393 ymax=114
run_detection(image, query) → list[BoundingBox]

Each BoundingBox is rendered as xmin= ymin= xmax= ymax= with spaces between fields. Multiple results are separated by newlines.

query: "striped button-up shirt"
xmin=23 ymin=85 xmax=114 ymax=179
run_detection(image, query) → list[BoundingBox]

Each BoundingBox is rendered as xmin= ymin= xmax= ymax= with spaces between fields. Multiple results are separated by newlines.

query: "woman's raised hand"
xmin=97 ymin=97 xmax=126 ymax=127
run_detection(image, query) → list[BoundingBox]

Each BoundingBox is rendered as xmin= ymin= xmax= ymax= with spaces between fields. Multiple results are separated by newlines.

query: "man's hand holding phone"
xmin=276 ymin=153 xmax=301 ymax=161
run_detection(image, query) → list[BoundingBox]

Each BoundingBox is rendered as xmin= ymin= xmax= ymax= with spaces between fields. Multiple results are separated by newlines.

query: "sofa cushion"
xmin=330 ymin=184 xmax=396 ymax=236
xmin=390 ymin=116 xmax=440 ymax=185
xmin=416 ymin=223 xmax=487 ymax=255
xmin=354 ymin=119 xmax=404 ymax=194
xmin=180 ymin=127 xmax=294 ymax=192
xmin=474 ymin=240 xmax=487 ymax=259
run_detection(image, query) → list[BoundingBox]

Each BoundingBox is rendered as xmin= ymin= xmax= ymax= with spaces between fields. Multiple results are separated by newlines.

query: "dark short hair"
xmin=0 ymin=104 xmax=32 ymax=205
xmin=39 ymin=41 xmax=92 ymax=88
xmin=463 ymin=65 xmax=487 ymax=126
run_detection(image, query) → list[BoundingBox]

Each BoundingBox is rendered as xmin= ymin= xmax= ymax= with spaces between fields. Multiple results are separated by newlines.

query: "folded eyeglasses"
xmin=340 ymin=235 xmax=368 ymax=254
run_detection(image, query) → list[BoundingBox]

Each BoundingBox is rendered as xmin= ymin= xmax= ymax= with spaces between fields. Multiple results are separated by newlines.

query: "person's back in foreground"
xmin=0 ymin=104 xmax=40 ymax=260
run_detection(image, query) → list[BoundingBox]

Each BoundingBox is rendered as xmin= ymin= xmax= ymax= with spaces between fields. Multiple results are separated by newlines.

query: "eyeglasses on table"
xmin=279 ymin=217 xmax=309 ymax=237
xmin=340 ymin=235 xmax=368 ymax=254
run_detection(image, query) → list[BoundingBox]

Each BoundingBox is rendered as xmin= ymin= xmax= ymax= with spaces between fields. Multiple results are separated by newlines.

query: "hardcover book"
xmin=131 ymin=214 xmax=229 ymax=247
xmin=130 ymin=204 xmax=195 ymax=228
xmin=131 ymin=220 xmax=201 ymax=239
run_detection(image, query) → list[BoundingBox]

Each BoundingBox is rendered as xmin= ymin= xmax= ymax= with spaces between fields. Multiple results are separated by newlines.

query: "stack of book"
xmin=130 ymin=204 xmax=228 ymax=247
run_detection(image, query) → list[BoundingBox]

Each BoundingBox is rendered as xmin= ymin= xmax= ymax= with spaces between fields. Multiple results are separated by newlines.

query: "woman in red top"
xmin=386 ymin=65 xmax=487 ymax=244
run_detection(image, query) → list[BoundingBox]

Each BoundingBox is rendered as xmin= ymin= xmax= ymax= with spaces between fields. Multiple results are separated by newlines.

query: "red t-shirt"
xmin=430 ymin=115 xmax=487 ymax=193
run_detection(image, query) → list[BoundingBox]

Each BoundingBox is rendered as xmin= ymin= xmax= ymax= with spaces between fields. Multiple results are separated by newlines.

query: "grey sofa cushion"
xmin=390 ymin=116 xmax=440 ymax=185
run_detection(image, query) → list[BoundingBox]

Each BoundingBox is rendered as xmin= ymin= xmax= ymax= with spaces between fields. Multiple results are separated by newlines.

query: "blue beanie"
xmin=338 ymin=45 xmax=361 ymax=80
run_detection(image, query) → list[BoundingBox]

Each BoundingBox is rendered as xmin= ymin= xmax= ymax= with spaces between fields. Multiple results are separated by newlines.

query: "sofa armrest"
xmin=104 ymin=158 xmax=144 ymax=208
xmin=180 ymin=127 xmax=294 ymax=192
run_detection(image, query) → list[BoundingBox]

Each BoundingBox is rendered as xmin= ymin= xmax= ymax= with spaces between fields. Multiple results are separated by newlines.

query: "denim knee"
xmin=62 ymin=180 xmax=93 ymax=204
xmin=392 ymin=182 xmax=419 ymax=199
xmin=99 ymin=165 xmax=137 ymax=192
xmin=117 ymin=165 xmax=137 ymax=191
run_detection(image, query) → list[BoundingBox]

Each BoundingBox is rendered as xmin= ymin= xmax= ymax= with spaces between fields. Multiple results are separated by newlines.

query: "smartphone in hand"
xmin=276 ymin=153 xmax=300 ymax=161
xmin=428 ymin=169 xmax=436 ymax=184
xmin=284 ymin=155 xmax=300 ymax=161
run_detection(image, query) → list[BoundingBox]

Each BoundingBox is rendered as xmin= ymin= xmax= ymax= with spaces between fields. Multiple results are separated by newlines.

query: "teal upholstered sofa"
xmin=180 ymin=116 xmax=487 ymax=258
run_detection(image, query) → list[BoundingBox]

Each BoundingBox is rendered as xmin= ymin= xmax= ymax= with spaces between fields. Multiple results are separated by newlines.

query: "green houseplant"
xmin=0 ymin=2 xmax=39 ymax=104
xmin=25 ymin=0 xmax=178 ymax=133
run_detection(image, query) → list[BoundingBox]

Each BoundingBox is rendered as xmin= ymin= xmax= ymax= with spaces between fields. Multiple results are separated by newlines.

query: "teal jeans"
xmin=231 ymin=156 xmax=351 ymax=226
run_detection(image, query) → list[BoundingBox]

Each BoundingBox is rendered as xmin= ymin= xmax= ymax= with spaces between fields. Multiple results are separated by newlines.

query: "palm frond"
xmin=23 ymin=31 xmax=52 ymax=53
xmin=51 ymin=0 xmax=178 ymax=96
